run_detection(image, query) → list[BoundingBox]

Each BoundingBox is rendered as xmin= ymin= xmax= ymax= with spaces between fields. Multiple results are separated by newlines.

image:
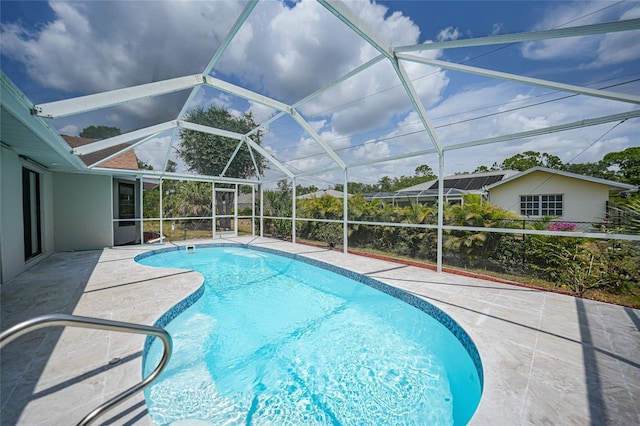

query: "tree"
xmin=501 ymin=151 xmax=563 ymax=171
xmin=335 ymin=181 xmax=379 ymax=194
xmin=80 ymin=125 xmax=121 ymax=139
xmin=378 ymin=176 xmax=393 ymax=191
xmin=296 ymin=184 xmax=318 ymax=195
xmin=163 ymin=181 xmax=212 ymax=219
xmin=165 ymin=159 xmax=177 ymax=173
xmin=262 ymin=180 xmax=293 ymax=239
xmin=562 ymin=161 xmax=614 ymax=181
xmin=177 ymin=106 xmax=266 ymax=178
xmin=276 ymin=179 xmax=292 ymax=193
xmin=137 ymin=159 xmax=153 ymax=170
xmin=415 ymin=164 xmax=435 ymax=177
xmin=473 ymin=162 xmax=501 ymax=173
xmin=603 ymin=147 xmax=640 ymax=185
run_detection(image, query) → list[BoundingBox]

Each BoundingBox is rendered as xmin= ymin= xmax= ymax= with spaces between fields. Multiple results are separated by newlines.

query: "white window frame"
xmin=520 ymin=194 xmax=563 ymax=217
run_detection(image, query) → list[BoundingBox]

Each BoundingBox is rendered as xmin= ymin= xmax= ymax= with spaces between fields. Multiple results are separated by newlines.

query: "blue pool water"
xmin=138 ymin=245 xmax=482 ymax=425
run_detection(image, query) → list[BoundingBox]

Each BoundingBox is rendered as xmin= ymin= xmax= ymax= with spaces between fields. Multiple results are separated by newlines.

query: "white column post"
xmin=343 ymin=168 xmax=348 ymax=254
xmin=437 ymin=153 xmax=444 ymax=273
xmin=212 ymin=182 xmax=217 ymax=239
xmin=159 ymin=179 xmax=164 ymax=244
xmin=260 ymin=184 xmax=264 ymax=238
xmin=252 ymin=185 xmax=256 ymax=236
xmin=234 ymin=184 xmax=239 ymax=237
xmin=292 ymin=178 xmax=297 ymax=244
xmin=139 ymin=177 xmax=144 ymax=244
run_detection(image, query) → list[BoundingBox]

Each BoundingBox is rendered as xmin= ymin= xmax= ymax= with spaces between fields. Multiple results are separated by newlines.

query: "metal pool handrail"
xmin=0 ymin=313 xmax=172 ymax=425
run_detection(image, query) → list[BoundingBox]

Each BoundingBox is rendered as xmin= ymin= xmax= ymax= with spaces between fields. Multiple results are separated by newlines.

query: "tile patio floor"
xmin=1 ymin=236 xmax=639 ymax=425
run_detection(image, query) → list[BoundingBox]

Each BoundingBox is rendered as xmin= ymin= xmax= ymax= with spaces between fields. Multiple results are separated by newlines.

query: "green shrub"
xmin=590 ymin=240 xmax=640 ymax=295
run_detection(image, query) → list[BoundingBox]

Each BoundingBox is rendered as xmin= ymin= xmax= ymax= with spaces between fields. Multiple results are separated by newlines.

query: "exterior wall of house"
xmin=1 ymin=146 xmax=55 ymax=283
xmin=53 ymin=172 xmax=112 ymax=251
xmin=488 ymin=170 xmax=610 ymax=223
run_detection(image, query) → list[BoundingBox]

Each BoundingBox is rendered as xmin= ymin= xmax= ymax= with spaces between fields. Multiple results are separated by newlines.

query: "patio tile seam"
xmin=520 ymin=292 xmax=545 ymax=423
xmin=604 ymin=324 xmax=640 ymax=422
xmin=0 ymin=329 xmax=58 ymax=414
xmin=103 ymin=313 xmax=115 ymax=405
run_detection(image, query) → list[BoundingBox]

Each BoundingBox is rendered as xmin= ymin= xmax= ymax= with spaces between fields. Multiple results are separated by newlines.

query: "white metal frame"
xmin=213 ymin=187 xmax=238 ymax=239
xmin=29 ymin=1 xmax=640 ymax=270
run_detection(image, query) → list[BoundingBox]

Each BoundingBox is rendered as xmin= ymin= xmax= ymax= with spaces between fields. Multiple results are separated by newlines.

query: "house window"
xmin=118 ymin=182 xmax=135 ymax=226
xmin=520 ymin=194 xmax=563 ymax=217
xmin=22 ymin=167 xmax=42 ymax=260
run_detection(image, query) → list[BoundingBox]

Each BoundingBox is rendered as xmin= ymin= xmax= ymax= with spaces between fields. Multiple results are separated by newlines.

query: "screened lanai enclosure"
xmin=2 ymin=0 xmax=639 ymax=290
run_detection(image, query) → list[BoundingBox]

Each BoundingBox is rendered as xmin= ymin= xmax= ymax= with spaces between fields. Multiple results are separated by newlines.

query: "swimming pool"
xmin=138 ymin=245 xmax=482 ymax=425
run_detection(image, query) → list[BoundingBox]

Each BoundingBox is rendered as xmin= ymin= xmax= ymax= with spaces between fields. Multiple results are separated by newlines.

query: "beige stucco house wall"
xmin=487 ymin=167 xmax=634 ymax=224
xmin=1 ymin=75 xmax=145 ymax=283
xmin=1 ymin=145 xmax=114 ymax=283
xmin=1 ymin=146 xmax=55 ymax=283
xmin=53 ymin=172 xmax=113 ymax=252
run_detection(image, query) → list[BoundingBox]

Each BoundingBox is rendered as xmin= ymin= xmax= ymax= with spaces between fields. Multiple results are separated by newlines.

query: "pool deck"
xmin=1 ymin=236 xmax=639 ymax=425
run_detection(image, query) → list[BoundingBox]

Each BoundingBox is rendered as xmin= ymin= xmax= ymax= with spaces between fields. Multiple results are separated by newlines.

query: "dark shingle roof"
xmin=62 ymin=135 xmax=139 ymax=170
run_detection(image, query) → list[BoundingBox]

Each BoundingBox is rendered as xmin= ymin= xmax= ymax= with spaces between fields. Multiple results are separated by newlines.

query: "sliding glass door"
xmin=22 ymin=167 xmax=42 ymax=261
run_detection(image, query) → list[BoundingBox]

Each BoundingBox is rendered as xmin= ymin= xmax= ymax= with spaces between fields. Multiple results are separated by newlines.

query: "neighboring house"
xmin=486 ymin=166 xmax=636 ymax=224
xmin=237 ymin=192 xmax=255 ymax=210
xmin=366 ymin=170 xmax=519 ymax=206
xmin=297 ymin=189 xmax=351 ymax=200
xmin=379 ymin=167 xmax=636 ymax=225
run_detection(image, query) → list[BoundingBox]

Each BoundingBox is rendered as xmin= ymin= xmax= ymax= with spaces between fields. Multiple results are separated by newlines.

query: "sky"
xmin=1 ymin=0 xmax=639 ymax=188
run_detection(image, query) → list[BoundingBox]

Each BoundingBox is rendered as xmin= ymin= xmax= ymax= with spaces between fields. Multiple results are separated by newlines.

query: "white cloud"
xmin=217 ymin=0 xmax=448 ymax=138
xmin=105 ymin=113 xmax=121 ymax=124
xmin=437 ymin=27 xmax=460 ymax=42
xmin=521 ymin=35 xmax=597 ymax=61
xmin=58 ymin=124 xmax=79 ymax=136
xmin=584 ymin=7 xmax=640 ymax=68
xmin=352 ymin=139 xmax=391 ymax=161
xmin=247 ymin=101 xmax=278 ymax=124
xmin=1 ymin=0 xmax=449 ymax=138
xmin=218 ymin=0 xmax=373 ymax=103
xmin=1 ymin=1 xmax=243 ymax=130
xmin=520 ymin=2 xmax=639 ymax=66
xmin=1 ymin=1 xmax=243 ymax=93
xmin=308 ymin=119 xmax=328 ymax=133
xmin=3 ymin=0 xmax=636 ymax=183
xmin=134 ymin=136 xmax=173 ymax=171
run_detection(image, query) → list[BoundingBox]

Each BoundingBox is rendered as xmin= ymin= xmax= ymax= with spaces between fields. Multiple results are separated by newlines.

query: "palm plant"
xmin=162 ymin=181 xmax=212 ymax=218
xmin=262 ymin=189 xmax=292 ymax=239
xmin=297 ymin=195 xmax=343 ymax=246
xmin=443 ymin=196 xmax=520 ymax=267
xmin=607 ymin=197 xmax=640 ymax=234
